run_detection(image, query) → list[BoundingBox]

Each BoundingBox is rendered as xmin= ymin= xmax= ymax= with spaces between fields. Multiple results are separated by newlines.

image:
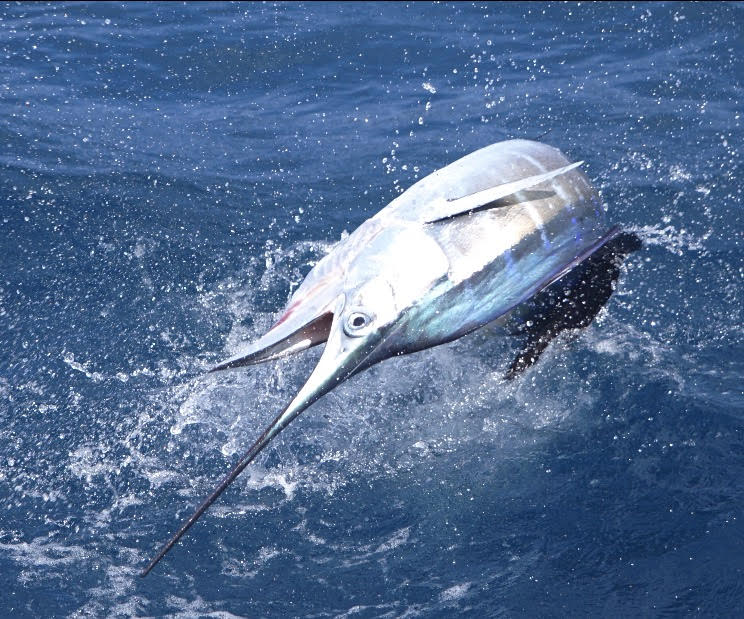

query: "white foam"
xmin=631 ymin=223 xmax=710 ymax=256
xmin=440 ymin=582 xmax=472 ymax=602
xmin=62 ymin=352 xmax=105 ymax=382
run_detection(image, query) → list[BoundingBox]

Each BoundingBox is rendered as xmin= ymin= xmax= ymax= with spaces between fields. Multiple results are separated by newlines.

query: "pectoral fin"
xmin=425 ymin=161 xmax=583 ymax=224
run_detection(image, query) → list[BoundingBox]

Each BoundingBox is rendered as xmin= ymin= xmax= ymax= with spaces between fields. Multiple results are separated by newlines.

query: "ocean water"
xmin=1 ymin=2 xmax=742 ymax=616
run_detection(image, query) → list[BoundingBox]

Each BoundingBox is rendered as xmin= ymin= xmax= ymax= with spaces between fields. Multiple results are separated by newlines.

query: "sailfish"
xmin=142 ymin=139 xmax=636 ymax=575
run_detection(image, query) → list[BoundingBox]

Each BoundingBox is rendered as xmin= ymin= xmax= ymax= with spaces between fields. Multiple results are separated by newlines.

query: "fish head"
xmin=212 ymin=220 xmax=450 ymax=409
xmin=140 ymin=221 xmax=453 ymax=576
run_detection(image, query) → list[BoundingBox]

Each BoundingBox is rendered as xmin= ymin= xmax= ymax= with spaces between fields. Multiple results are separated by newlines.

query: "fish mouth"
xmin=210 ymin=275 xmax=341 ymax=372
xmin=210 ymin=310 xmax=334 ymax=371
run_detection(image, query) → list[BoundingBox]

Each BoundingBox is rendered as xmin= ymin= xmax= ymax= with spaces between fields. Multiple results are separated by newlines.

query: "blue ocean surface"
xmin=1 ymin=2 xmax=742 ymax=616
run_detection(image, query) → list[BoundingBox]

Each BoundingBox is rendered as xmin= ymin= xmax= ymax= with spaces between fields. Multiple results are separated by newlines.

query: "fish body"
xmin=219 ymin=139 xmax=614 ymax=371
xmin=142 ymin=139 xmax=619 ymax=575
xmin=373 ymin=139 xmax=612 ymax=354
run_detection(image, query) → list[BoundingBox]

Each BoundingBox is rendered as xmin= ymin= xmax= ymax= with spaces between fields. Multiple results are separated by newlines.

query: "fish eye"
xmin=344 ymin=310 xmax=373 ymax=336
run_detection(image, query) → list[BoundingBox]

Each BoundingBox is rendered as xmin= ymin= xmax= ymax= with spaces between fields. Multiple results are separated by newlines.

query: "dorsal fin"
xmin=424 ymin=161 xmax=583 ymax=224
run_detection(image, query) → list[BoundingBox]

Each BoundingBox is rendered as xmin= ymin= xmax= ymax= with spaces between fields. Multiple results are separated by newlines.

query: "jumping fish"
xmin=142 ymin=139 xmax=621 ymax=575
